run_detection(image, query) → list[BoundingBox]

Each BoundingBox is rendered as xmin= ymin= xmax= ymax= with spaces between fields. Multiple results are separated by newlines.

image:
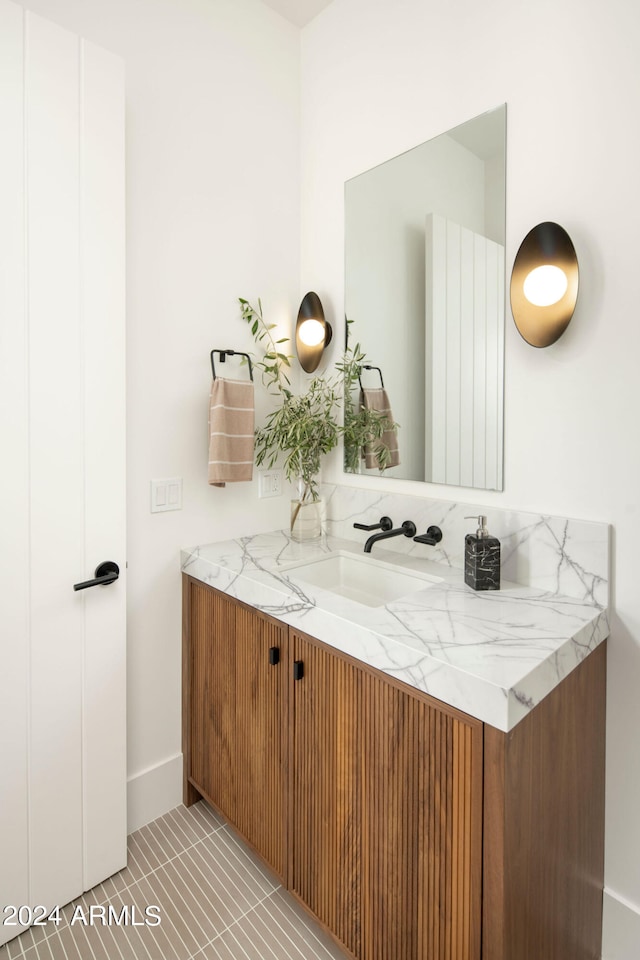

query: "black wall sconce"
xmin=296 ymin=291 xmax=332 ymax=373
xmin=510 ymin=222 xmax=579 ymax=347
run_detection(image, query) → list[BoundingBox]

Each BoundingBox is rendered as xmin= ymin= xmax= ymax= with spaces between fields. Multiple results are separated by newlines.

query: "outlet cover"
xmin=258 ymin=470 xmax=282 ymax=499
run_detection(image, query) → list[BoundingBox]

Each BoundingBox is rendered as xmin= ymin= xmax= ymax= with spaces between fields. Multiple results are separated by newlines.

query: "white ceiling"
xmin=260 ymin=0 xmax=334 ymax=27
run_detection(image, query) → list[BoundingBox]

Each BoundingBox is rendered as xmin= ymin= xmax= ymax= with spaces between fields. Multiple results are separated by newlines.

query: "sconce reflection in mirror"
xmin=296 ymin=291 xmax=333 ymax=373
xmin=510 ymin=222 xmax=579 ymax=347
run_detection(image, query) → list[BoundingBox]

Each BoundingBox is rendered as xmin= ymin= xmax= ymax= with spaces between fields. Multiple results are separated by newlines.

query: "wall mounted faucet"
xmin=354 ymin=517 xmax=442 ymax=554
xmin=363 ymin=520 xmax=416 ymax=554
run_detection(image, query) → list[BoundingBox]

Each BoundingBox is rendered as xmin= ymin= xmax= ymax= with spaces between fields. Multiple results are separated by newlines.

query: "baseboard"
xmin=126 ymin=753 xmax=183 ymax=833
xmin=602 ymin=888 xmax=640 ymax=959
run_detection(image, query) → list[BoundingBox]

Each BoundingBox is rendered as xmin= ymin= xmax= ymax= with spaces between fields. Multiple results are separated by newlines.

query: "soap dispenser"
xmin=464 ymin=515 xmax=500 ymax=591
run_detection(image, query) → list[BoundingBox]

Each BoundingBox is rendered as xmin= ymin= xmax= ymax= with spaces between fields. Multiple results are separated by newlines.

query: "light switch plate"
xmin=151 ymin=478 xmax=183 ymax=513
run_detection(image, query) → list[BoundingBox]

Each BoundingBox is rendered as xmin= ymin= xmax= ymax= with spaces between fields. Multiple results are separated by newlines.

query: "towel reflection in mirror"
xmin=339 ymin=330 xmax=400 ymax=474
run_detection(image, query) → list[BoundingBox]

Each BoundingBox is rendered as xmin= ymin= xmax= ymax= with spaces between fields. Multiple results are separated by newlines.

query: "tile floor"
xmin=0 ymin=801 xmax=349 ymax=960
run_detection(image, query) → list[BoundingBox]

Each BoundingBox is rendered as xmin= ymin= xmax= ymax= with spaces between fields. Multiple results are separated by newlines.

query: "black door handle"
xmin=73 ymin=561 xmax=120 ymax=591
xmin=269 ymin=646 xmax=280 ymax=666
xmin=293 ymin=660 xmax=304 ymax=681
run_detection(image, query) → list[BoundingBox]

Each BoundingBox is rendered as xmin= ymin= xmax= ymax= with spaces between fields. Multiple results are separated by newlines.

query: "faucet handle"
xmin=353 ymin=516 xmax=393 ymax=532
xmin=414 ymin=525 xmax=443 ymax=546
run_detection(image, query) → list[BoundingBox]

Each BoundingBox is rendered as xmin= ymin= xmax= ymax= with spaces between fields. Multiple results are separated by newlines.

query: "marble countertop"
xmin=181 ymin=530 xmax=609 ymax=732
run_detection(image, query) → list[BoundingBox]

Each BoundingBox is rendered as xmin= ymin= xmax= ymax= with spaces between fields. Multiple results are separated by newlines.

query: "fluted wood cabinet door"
xmin=290 ymin=630 xmax=483 ymax=960
xmin=361 ymin=672 xmax=483 ymax=960
xmin=289 ymin=632 xmax=363 ymax=958
xmin=185 ymin=579 xmax=288 ymax=879
xmin=188 ymin=581 xmax=238 ymax=823
xmin=234 ymin=603 xmax=288 ymax=880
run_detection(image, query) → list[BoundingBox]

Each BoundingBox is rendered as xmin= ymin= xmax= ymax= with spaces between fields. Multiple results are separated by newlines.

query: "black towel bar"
xmin=211 ymin=349 xmax=253 ymax=381
xmin=358 ymin=364 xmax=384 ymax=389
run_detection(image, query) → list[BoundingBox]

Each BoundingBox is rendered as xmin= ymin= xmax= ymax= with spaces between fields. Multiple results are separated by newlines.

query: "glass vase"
xmin=290 ymin=495 xmax=325 ymax=542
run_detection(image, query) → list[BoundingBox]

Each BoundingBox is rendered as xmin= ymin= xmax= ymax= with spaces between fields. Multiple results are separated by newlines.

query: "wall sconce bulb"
xmin=298 ymin=318 xmax=325 ymax=347
xmin=523 ymin=264 xmax=568 ymax=307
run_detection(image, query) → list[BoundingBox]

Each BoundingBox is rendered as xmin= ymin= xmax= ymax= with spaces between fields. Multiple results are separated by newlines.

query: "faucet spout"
xmin=364 ymin=520 xmax=417 ymax=553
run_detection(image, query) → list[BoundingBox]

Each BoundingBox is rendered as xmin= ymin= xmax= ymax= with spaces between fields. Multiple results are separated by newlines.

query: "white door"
xmin=0 ymin=2 xmax=126 ymax=945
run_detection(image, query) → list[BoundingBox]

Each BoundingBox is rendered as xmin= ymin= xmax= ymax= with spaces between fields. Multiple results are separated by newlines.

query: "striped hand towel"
xmin=208 ymin=378 xmax=255 ymax=486
xmin=360 ymin=387 xmax=400 ymax=469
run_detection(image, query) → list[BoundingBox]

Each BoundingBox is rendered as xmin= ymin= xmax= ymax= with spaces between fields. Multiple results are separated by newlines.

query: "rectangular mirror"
xmin=344 ymin=104 xmax=506 ymax=490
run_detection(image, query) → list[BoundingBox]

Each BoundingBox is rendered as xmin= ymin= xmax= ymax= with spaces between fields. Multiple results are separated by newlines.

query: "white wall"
xmin=300 ymin=0 xmax=640 ymax=950
xmin=17 ymin=0 xmax=301 ymax=826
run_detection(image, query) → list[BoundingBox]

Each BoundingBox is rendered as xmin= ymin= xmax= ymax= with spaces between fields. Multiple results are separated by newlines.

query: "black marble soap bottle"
xmin=464 ymin=515 xmax=500 ymax=591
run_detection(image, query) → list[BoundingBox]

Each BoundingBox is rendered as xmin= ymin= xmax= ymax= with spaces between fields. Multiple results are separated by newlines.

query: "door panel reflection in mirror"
xmin=427 ymin=214 xmax=504 ymax=488
xmin=344 ymin=104 xmax=506 ymax=490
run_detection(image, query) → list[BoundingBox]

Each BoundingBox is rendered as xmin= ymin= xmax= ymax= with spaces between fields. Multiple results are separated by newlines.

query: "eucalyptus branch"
xmin=238 ymin=297 xmax=293 ymax=395
xmin=253 ymin=375 xmax=342 ymax=501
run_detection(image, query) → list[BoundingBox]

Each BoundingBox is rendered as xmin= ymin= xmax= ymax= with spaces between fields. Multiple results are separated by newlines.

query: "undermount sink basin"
xmin=282 ymin=550 xmax=442 ymax=608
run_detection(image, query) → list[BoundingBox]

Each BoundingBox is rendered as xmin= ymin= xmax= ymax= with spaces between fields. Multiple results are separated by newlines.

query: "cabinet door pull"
xmin=269 ymin=646 xmax=280 ymax=666
xmin=293 ymin=660 xmax=304 ymax=681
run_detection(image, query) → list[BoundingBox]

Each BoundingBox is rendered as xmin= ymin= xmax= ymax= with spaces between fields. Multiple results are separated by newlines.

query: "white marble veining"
xmin=322 ymin=483 xmax=609 ymax=605
xmin=182 ymin=496 xmax=609 ymax=731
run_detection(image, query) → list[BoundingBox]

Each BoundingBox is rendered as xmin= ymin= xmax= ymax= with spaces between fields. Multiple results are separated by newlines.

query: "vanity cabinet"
xmin=182 ymin=576 xmax=605 ymax=960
